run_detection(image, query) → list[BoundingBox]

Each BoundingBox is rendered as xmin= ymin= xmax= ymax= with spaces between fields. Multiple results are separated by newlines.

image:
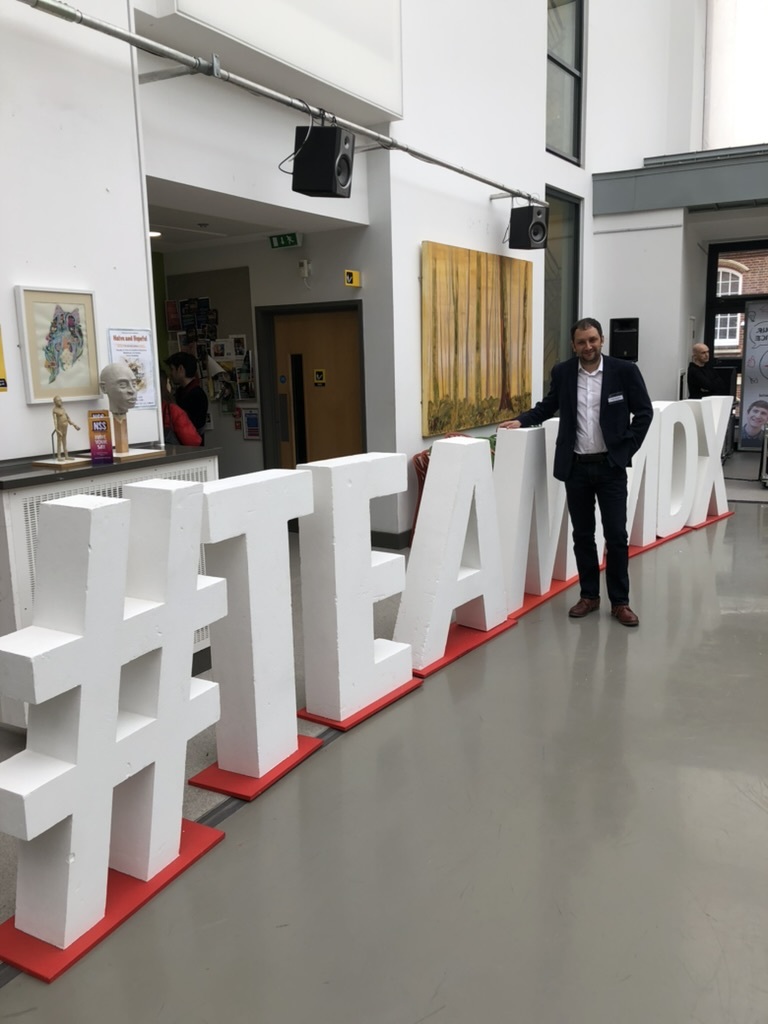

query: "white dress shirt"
xmin=575 ymin=357 xmax=607 ymax=454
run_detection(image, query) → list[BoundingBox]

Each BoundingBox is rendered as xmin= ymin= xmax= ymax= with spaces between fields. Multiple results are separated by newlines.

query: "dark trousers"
xmin=565 ymin=460 xmax=630 ymax=606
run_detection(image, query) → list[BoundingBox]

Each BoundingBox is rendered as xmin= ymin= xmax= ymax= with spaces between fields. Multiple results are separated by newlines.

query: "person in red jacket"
xmin=166 ymin=351 xmax=208 ymax=435
xmin=160 ymin=370 xmax=202 ymax=446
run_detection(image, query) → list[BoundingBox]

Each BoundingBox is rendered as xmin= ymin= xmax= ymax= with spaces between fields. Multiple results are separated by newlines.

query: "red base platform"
xmin=0 ymin=818 xmax=224 ymax=982
xmin=188 ymin=734 xmax=323 ymax=800
xmin=629 ymin=525 xmax=690 ymax=557
xmin=628 ymin=510 xmax=732 ymax=551
xmin=298 ymin=676 xmax=422 ymax=731
xmin=413 ymin=616 xmax=518 ymax=679
xmin=689 ymin=509 xmax=734 ymax=529
xmin=511 ymin=574 xmax=579 ymax=618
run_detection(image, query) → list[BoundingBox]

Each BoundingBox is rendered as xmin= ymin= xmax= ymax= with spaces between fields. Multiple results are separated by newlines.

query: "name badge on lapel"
xmin=608 ymin=392 xmax=624 ymax=404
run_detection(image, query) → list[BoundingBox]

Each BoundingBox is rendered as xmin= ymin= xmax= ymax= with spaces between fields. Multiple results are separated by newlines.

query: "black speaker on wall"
xmin=609 ymin=318 xmax=639 ymax=361
xmin=291 ymin=125 xmax=355 ymax=198
xmin=508 ymin=204 xmax=548 ymax=249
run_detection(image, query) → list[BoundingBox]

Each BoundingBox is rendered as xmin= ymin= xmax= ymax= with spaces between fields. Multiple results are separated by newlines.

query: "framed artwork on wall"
xmin=15 ymin=287 xmax=100 ymax=403
xmin=420 ymin=242 xmax=533 ymax=436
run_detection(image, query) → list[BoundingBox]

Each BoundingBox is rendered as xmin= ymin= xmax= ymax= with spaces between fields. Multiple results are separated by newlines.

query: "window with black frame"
xmin=547 ymin=0 xmax=583 ymax=163
xmin=543 ymin=188 xmax=581 ymax=381
xmin=704 ymin=241 xmax=768 ymax=407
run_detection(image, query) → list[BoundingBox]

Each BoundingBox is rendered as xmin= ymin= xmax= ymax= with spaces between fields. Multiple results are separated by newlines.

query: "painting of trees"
xmin=421 ymin=241 xmax=532 ymax=436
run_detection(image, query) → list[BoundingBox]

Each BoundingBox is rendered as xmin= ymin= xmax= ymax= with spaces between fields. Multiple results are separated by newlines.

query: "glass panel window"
xmin=548 ymin=0 xmax=578 ymax=66
xmin=705 ymin=243 xmax=768 ymax=366
xmin=717 ymin=268 xmax=742 ymax=296
xmin=715 ymin=250 xmax=768 ymax=298
xmin=543 ymin=189 xmax=580 ymax=381
xmin=546 ymin=0 xmax=582 ymax=163
xmin=713 ymin=312 xmax=743 ymax=355
xmin=546 ymin=63 xmax=577 ymax=160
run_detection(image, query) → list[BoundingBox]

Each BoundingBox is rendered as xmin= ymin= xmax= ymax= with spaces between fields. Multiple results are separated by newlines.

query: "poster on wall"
xmin=165 ymin=300 xmax=181 ymax=332
xmin=107 ymin=328 xmax=157 ymax=409
xmin=177 ymin=297 xmax=217 ymax=345
xmin=242 ymin=407 xmax=260 ymax=440
xmin=739 ymin=301 xmax=768 ymax=450
xmin=203 ymin=307 xmax=218 ymax=341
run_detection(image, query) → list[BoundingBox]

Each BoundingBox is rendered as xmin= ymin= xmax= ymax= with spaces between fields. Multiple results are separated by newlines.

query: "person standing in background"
xmin=687 ymin=343 xmax=728 ymax=400
xmin=159 ymin=370 xmax=202 ymax=447
xmin=166 ymin=351 xmax=208 ymax=439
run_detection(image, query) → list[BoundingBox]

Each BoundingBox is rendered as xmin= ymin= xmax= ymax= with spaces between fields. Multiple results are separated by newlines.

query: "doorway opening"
xmin=705 ymin=240 xmax=768 ymax=403
xmin=255 ymin=301 xmax=366 ymax=469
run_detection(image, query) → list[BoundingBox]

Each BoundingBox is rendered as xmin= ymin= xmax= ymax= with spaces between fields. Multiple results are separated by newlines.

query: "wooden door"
xmin=274 ymin=309 xmax=364 ymax=469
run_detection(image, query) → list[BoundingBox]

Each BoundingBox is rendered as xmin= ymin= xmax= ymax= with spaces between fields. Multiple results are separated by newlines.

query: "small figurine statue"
xmin=52 ymin=395 xmax=81 ymax=460
xmin=99 ymin=361 xmax=138 ymax=454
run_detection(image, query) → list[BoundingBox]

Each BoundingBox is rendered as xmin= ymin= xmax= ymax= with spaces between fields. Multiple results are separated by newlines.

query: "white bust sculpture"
xmin=99 ymin=361 xmax=138 ymax=418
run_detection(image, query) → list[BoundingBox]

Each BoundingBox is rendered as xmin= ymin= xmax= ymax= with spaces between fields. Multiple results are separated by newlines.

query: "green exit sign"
xmin=269 ymin=232 xmax=303 ymax=249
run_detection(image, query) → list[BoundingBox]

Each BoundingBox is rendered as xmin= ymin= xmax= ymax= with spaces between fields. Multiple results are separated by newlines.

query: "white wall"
xmin=137 ymin=52 xmax=371 ymax=232
xmin=158 ymin=0 xmax=572 ymax=535
xmin=3 ymin=0 xmax=732 ymax=535
xmin=383 ymin=0 xmax=552 ymax=531
xmin=0 ymin=1 xmax=160 ymax=460
xmin=173 ymin=0 xmax=401 ymax=110
xmin=592 ymin=210 xmax=687 ymax=401
xmin=587 ymin=0 xmax=707 ymax=169
xmin=159 ymin=0 xmax=711 ymax=534
xmin=705 ymin=0 xmax=768 ymax=149
xmin=133 ymin=0 xmax=402 ymax=123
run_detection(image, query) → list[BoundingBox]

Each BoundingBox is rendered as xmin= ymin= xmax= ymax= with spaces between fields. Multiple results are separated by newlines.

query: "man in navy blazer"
xmin=500 ymin=318 xmax=653 ymax=626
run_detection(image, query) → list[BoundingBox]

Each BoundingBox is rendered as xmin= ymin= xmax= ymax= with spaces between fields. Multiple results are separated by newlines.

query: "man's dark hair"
xmin=748 ymin=399 xmax=768 ymax=413
xmin=570 ymin=317 xmax=603 ymax=341
xmin=166 ymin=351 xmax=198 ymax=378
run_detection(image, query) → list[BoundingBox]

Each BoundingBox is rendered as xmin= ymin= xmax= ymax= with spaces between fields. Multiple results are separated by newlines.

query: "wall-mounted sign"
xmin=269 ymin=233 xmax=303 ymax=249
xmin=165 ymin=300 xmax=181 ymax=331
xmin=344 ymin=270 xmax=361 ymax=287
xmin=314 ymin=369 xmax=326 ymax=387
xmin=242 ymin=407 xmax=261 ymax=439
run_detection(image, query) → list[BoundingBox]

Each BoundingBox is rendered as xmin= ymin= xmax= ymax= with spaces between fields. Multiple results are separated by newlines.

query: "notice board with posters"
xmin=740 ymin=301 xmax=768 ymax=450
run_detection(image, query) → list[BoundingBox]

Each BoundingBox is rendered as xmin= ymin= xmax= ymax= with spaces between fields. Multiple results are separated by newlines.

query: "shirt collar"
xmin=577 ymin=355 xmax=603 ymax=377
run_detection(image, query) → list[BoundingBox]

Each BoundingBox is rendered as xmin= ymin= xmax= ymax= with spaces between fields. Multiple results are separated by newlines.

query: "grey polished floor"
xmin=2 ymin=503 xmax=768 ymax=1023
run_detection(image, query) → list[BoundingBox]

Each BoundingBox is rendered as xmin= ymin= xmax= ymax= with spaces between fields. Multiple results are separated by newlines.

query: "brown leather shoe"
xmin=611 ymin=604 xmax=639 ymax=627
xmin=568 ymin=597 xmax=601 ymax=618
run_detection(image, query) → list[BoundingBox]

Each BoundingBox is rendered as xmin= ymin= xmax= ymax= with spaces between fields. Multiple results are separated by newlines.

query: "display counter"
xmin=0 ymin=444 xmax=216 ymax=490
xmin=0 ymin=446 xmax=219 ymax=726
